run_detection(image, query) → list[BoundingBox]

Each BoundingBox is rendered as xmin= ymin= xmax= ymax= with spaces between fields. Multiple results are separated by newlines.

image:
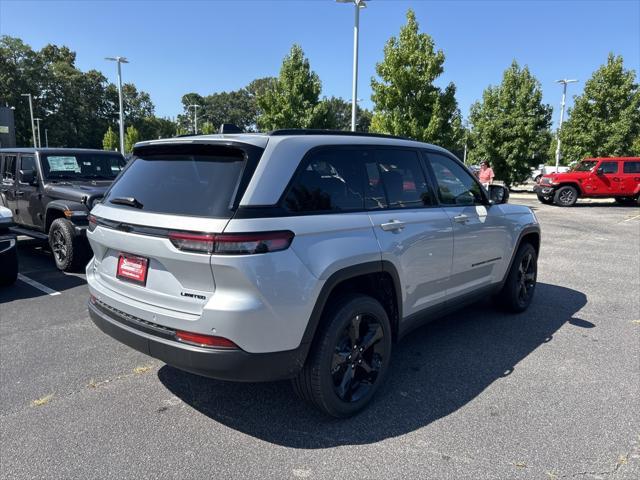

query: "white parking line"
xmin=17 ymin=274 xmax=61 ymax=296
xmin=624 ymin=214 xmax=640 ymax=222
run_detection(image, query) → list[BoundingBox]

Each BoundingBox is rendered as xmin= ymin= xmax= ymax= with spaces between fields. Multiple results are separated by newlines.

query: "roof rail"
xmin=267 ymin=129 xmax=414 ymax=141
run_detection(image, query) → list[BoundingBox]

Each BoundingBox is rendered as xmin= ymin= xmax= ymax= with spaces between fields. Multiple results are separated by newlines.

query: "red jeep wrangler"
xmin=534 ymin=157 xmax=640 ymax=206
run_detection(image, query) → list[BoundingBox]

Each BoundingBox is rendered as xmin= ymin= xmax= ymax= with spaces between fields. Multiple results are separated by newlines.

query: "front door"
xmin=587 ymin=160 xmax=620 ymax=196
xmin=15 ymin=154 xmax=44 ymax=228
xmin=0 ymin=154 xmax=18 ymax=215
xmin=425 ymin=152 xmax=510 ymax=299
xmin=367 ymin=148 xmax=453 ymax=317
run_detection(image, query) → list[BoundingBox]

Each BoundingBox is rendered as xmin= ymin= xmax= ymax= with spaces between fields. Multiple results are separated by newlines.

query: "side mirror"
xmin=596 ymin=167 xmax=604 ymax=176
xmin=488 ymin=184 xmax=509 ymax=204
xmin=19 ymin=169 xmax=36 ymax=185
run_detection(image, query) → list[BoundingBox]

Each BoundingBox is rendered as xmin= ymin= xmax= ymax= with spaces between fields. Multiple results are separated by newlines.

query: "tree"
xmin=256 ymin=45 xmax=323 ymax=130
xmin=124 ymin=125 xmax=139 ymax=153
xmin=369 ymin=10 xmax=463 ymax=151
xmin=310 ymin=96 xmax=372 ymax=131
xmin=468 ymin=61 xmax=553 ymax=186
xmin=102 ymin=126 xmax=119 ymax=151
xmin=559 ymin=53 xmax=640 ymax=161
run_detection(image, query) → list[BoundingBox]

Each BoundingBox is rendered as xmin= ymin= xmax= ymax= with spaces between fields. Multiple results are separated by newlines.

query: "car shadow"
xmin=0 ymin=240 xmax=87 ymax=302
xmin=158 ymin=282 xmax=587 ymax=448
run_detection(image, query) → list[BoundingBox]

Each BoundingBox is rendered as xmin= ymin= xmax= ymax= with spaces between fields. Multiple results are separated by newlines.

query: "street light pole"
xmin=188 ymin=105 xmax=200 ymax=134
xmin=337 ymin=0 xmax=367 ymax=132
xmin=34 ymin=118 xmax=42 ymax=148
xmin=45 ymin=129 xmax=49 ymax=148
xmin=554 ymin=79 xmax=578 ymax=170
xmin=20 ymin=93 xmax=37 ymax=147
xmin=105 ymin=56 xmax=129 ymax=155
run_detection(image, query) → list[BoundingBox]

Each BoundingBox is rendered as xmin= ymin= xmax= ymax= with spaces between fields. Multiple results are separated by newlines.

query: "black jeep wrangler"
xmin=0 ymin=148 xmax=126 ymax=271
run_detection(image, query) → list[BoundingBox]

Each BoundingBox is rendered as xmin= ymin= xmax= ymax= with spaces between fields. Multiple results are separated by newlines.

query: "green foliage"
xmin=369 ymin=10 xmax=463 ymax=151
xmin=256 ymin=45 xmax=323 ymax=130
xmin=124 ymin=125 xmax=140 ymax=153
xmin=468 ymin=60 xmax=553 ymax=186
xmin=310 ymin=96 xmax=372 ymax=131
xmin=0 ymin=35 xmax=167 ymax=148
xmin=200 ymin=121 xmax=216 ymax=135
xmin=102 ymin=126 xmax=119 ymax=151
xmin=560 ymin=53 xmax=640 ymax=161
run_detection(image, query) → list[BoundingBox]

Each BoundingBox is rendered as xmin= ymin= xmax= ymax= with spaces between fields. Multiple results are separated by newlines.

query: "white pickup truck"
xmin=531 ymin=165 xmax=571 ymax=183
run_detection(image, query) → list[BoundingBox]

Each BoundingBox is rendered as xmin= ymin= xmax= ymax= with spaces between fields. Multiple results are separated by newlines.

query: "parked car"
xmin=0 ymin=148 xmax=126 ymax=271
xmin=534 ymin=157 xmax=640 ymax=206
xmin=86 ymin=129 xmax=540 ymax=417
xmin=530 ymin=164 xmax=571 ymax=184
xmin=0 ymin=205 xmax=18 ymax=286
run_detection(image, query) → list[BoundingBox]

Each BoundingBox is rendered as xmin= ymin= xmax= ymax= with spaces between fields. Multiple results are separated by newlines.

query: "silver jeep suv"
xmin=86 ymin=130 xmax=540 ymax=417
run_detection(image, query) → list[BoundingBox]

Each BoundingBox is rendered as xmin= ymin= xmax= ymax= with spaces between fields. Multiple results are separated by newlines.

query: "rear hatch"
xmin=87 ymin=142 xmax=263 ymax=316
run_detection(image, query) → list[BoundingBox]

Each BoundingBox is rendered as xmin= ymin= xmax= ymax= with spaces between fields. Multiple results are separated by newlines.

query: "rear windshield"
xmin=104 ymin=147 xmax=247 ymax=217
xmin=42 ymin=153 xmax=125 ymax=180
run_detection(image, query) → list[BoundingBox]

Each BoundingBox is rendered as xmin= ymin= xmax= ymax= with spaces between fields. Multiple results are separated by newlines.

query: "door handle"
xmin=15 ymin=191 xmax=24 ymax=197
xmin=453 ymin=214 xmax=469 ymax=224
xmin=612 ymin=177 xmax=621 ymax=182
xmin=380 ymin=220 xmax=405 ymax=231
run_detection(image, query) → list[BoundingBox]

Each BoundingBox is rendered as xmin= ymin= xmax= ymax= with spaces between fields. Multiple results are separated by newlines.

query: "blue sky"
xmin=1 ymin=0 xmax=639 ymax=127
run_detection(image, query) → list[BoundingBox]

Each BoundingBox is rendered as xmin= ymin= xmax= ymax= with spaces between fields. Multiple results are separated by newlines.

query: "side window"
xmin=284 ymin=148 xmax=369 ymax=213
xmin=599 ymin=161 xmax=618 ymax=174
xmin=375 ymin=149 xmax=433 ymax=208
xmin=623 ymin=161 xmax=640 ymax=174
xmin=20 ymin=155 xmax=36 ymax=172
xmin=427 ymin=152 xmax=484 ymax=205
xmin=2 ymin=155 xmax=17 ymax=183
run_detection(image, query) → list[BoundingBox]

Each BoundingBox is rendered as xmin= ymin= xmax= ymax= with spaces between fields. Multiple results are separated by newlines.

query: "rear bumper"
xmin=88 ymin=299 xmax=307 ymax=382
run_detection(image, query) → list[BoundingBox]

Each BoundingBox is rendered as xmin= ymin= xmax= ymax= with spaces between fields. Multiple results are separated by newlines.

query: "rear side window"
xmin=599 ymin=161 xmax=618 ymax=174
xmin=2 ymin=155 xmax=16 ymax=182
xmin=105 ymin=147 xmax=248 ymax=217
xmin=623 ymin=161 xmax=640 ymax=174
xmin=375 ymin=149 xmax=433 ymax=208
xmin=284 ymin=149 xmax=371 ymax=213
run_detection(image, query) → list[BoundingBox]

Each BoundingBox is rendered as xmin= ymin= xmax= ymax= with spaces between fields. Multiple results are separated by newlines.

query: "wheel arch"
xmin=500 ymin=226 xmax=541 ymax=287
xmin=557 ymin=182 xmax=583 ymax=195
xmin=300 ymin=261 xmax=402 ymax=352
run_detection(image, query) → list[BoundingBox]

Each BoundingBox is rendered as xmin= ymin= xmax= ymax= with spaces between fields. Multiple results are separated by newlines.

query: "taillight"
xmin=87 ymin=214 xmax=97 ymax=232
xmin=169 ymin=231 xmax=294 ymax=255
xmin=175 ymin=330 xmax=239 ymax=349
xmin=168 ymin=232 xmax=215 ymax=254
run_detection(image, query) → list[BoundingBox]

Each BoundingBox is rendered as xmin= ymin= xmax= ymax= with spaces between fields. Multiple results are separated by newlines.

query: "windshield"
xmin=572 ymin=160 xmax=598 ymax=172
xmin=104 ymin=146 xmax=248 ymax=217
xmin=41 ymin=153 xmax=126 ymax=180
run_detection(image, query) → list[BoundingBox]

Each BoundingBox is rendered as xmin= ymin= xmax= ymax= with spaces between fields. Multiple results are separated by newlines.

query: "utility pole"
xmin=45 ymin=129 xmax=49 ymax=148
xmin=105 ymin=56 xmax=129 ymax=155
xmin=188 ymin=105 xmax=200 ymax=134
xmin=20 ymin=93 xmax=37 ymax=147
xmin=34 ymin=118 xmax=42 ymax=148
xmin=554 ymin=79 xmax=578 ymax=170
xmin=337 ymin=0 xmax=367 ymax=131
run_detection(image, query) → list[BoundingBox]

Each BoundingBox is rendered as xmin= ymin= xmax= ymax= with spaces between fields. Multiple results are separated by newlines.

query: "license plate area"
xmin=116 ymin=253 xmax=149 ymax=286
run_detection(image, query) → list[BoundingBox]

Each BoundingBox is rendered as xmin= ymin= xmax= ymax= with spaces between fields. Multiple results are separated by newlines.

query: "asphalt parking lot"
xmin=1 ymin=194 xmax=638 ymax=480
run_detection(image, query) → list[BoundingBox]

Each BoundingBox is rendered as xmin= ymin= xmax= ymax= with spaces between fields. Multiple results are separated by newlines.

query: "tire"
xmin=0 ymin=245 xmax=18 ymax=286
xmin=553 ymin=185 xmax=578 ymax=206
xmin=495 ymin=242 xmax=538 ymax=313
xmin=292 ymin=294 xmax=393 ymax=418
xmin=536 ymin=194 xmax=553 ymax=205
xmin=48 ymin=218 xmax=89 ymax=272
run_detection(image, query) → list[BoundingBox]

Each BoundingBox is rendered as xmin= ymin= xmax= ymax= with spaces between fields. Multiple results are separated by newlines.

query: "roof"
xmin=583 ymin=157 xmax=640 ymax=161
xmin=0 ymin=147 xmax=122 ymax=154
xmin=133 ymin=129 xmax=443 ymax=151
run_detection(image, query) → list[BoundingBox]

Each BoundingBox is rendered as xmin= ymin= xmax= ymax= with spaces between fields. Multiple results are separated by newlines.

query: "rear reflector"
xmin=175 ymin=330 xmax=239 ymax=349
xmin=169 ymin=230 xmax=294 ymax=255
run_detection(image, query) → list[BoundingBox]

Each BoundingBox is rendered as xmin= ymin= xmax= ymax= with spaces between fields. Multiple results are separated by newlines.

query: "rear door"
xmin=87 ymin=143 xmax=258 ymax=317
xmin=620 ymin=160 xmax=640 ymax=197
xmin=425 ymin=151 xmax=510 ymax=298
xmin=0 ymin=154 xmax=17 ymax=214
xmin=367 ymin=148 xmax=453 ymax=316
